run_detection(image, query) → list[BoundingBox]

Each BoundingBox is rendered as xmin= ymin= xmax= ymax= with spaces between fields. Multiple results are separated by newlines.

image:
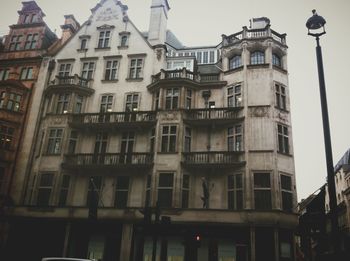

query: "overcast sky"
xmin=1 ymin=0 xmax=349 ymax=200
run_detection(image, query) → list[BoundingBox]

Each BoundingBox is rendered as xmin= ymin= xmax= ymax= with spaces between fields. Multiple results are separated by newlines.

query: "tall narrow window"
xmin=20 ymin=67 xmax=33 ymax=80
xmin=0 ymin=92 xmax=5 ymax=108
xmin=58 ymin=64 xmax=71 ymax=77
xmin=46 ymin=128 xmax=63 ymax=154
xmin=254 ymin=172 xmax=272 ymax=210
xmin=281 ymin=174 xmax=293 ymax=212
xmin=129 ymin=58 xmax=143 ymax=79
xmin=67 ymin=130 xmax=78 ymax=154
xmin=0 ymin=125 xmax=14 ymax=150
xmin=229 ymin=55 xmax=242 ymax=69
xmin=182 ymin=174 xmax=190 ymax=208
xmin=31 ymin=14 xmax=38 ymax=23
xmin=98 ymin=31 xmax=110 ymax=48
xmin=100 ymin=95 xmax=113 ymax=112
xmin=58 ymin=175 xmax=70 ymax=206
xmin=80 ymin=39 xmax=87 ymax=50
xmin=203 ymin=51 xmax=209 ymax=63
xmin=120 ymin=35 xmax=128 ymax=47
xmin=161 ymin=125 xmax=177 ymax=153
xmin=165 ymin=88 xmax=179 ymax=110
xmin=154 ymin=91 xmax=160 ymax=110
xmin=196 ymin=52 xmax=202 ymax=64
xmin=94 ymin=132 xmax=108 ymax=154
xmin=9 ymin=35 xmax=22 ymax=51
xmin=209 ymin=51 xmax=215 ymax=63
xmin=185 ymin=89 xmax=192 ymax=109
xmin=56 ymin=93 xmax=70 ymax=114
xmin=87 ymin=176 xmax=102 ymax=206
xmin=277 ymin=124 xmax=289 ymax=154
xmin=228 ymin=125 xmax=242 ymax=151
xmin=120 ymin=132 xmax=135 ymax=163
xmin=115 ymin=176 xmax=130 ymax=208
xmin=74 ymin=95 xmax=83 ymax=113
xmin=145 ymin=175 xmax=152 ymax=207
xmin=24 ymin=15 xmax=30 ymax=24
xmin=0 ymin=68 xmax=10 ymax=80
xmin=150 ymin=128 xmax=155 ymax=153
xmin=104 ymin=60 xmax=118 ymax=80
xmin=227 ymin=85 xmax=242 ymax=107
xmin=81 ymin=62 xmax=95 ymax=80
xmin=158 ymin=173 xmax=174 ymax=208
xmin=272 ymin=53 xmax=282 ymax=67
xmin=37 ymin=173 xmax=54 ymax=206
xmin=275 ymin=84 xmax=286 ymax=110
xmin=227 ymin=174 xmax=243 ymax=210
xmin=250 ymin=51 xmax=265 ymax=65
xmin=184 ymin=127 xmax=191 ymax=152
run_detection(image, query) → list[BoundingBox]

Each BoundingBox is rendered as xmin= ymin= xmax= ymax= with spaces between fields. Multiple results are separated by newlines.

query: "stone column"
xmin=119 ymin=223 xmax=134 ymax=261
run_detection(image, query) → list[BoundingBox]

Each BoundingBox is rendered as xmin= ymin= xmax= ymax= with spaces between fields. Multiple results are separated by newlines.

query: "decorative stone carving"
xmin=161 ymin=112 xmax=178 ymax=121
xmin=249 ymin=106 xmax=270 ymax=117
xmin=96 ymin=8 xmax=119 ymax=21
xmin=156 ymin=49 xmax=162 ymax=61
xmin=277 ymin=111 xmax=288 ymax=123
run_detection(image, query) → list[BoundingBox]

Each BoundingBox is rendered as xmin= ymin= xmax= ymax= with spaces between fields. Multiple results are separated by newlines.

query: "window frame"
xmin=9 ymin=35 xmax=22 ymax=51
xmin=229 ymin=55 xmax=242 ymax=70
xmin=275 ymin=84 xmax=287 ymax=110
xmin=157 ymin=172 xmax=174 ymax=208
xmin=184 ymin=127 xmax=191 ymax=152
xmin=128 ymin=58 xmax=144 ymax=79
xmin=227 ymin=124 xmax=243 ymax=152
xmin=46 ymin=128 xmax=64 ymax=155
xmin=97 ymin=30 xmax=111 ymax=48
xmin=58 ymin=63 xmax=72 ymax=77
xmin=182 ymin=174 xmax=190 ymax=208
xmin=20 ymin=67 xmax=33 ymax=80
xmin=55 ymin=93 xmax=70 ymax=114
xmin=272 ymin=53 xmax=282 ymax=67
xmin=161 ymin=125 xmax=177 ymax=153
xmin=277 ymin=124 xmax=289 ymax=154
xmin=227 ymin=84 xmax=242 ymax=107
xmin=81 ymin=61 xmax=95 ymax=80
xmin=254 ymin=172 xmax=272 ymax=210
xmin=104 ymin=60 xmax=119 ymax=81
xmin=0 ymin=68 xmax=10 ymax=80
xmin=36 ymin=173 xmax=54 ymax=206
xmin=165 ymin=88 xmax=179 ymax=110
xmin=114 ymin=176 xmax=130 ymax=208
xmin=58 ymin=174 xmax=71 ymax=206
xmin=100 ymin=94 xmax=114 ymax=113
xmin=280 ymin=174 xmax=293 ymax=212
xmin=0 ymin=124 xmax=15 ymax=150
xmin=227 ymin=173 xmax=243 ymax=210
xmin=250 ymin=51 xmax=265 ymax=65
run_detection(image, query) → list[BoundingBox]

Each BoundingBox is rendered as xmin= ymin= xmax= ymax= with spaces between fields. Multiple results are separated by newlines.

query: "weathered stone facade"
xmin=4 ymin=1 xmax=298 ymax=261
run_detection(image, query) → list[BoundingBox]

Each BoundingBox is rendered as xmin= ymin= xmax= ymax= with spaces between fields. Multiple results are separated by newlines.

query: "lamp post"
xmin=306 ymin=10 xmax=340 ymax=257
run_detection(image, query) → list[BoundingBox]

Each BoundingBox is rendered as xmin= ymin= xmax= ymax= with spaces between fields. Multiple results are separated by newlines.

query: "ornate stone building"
xmin=5 ymin=1 xmax=298 ymax=261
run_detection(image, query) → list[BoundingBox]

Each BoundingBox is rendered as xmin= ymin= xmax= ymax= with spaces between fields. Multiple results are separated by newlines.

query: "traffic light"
xmin=194 ymin=234 xmax=201 ymax=248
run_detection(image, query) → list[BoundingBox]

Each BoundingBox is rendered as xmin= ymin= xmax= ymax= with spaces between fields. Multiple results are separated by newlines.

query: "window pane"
xmin=159 ymin=173 xmax=173 ymax=187
xmin=254 ymin=173 xmax=270 ymax=188
xmin=255 ymin=190 xmax=271 ymax=210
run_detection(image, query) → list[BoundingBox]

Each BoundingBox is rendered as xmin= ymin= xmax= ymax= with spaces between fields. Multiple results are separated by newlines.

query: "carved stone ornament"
xmin=249 ymin=106 xmax=269 ymax=117
xmin=162 ymin=112 xmax=178 ymax=121
xmin=96 ymin=7 xmax=119 ymax=21
xmin=277 ymin=112 xmax=288 ymax=122
xmin=49 ymin=115 xmax=67 ymax=125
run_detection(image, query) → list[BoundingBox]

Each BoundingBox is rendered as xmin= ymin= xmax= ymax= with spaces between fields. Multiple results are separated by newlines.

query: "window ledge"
xmin=101 ymin=79 xmax=119 ymax=83
xmin=27 ymin=206 xmax=55 ymax=212
xmin=158 ymin=152 xmax=178 ymax=155
xmin=118 ymin=45 xmax=129 ymax=49
xmin=42 ymin=153 xmax=62 ymax=156
xmin=273 ymin=65 xmax=288 ymax=74
xmin=95 ymin=47 xmax=111 ymax=51
xmin=275 ymin=106 xmax=289 ymax=113
xmin=277 ymin=151 xmax=293 ymax=157
xmin=247 ymin=63 xmax=270 ymax=69
xmin=224 ymin=65 xmax=244 ymax=75
xmin=77 ymin=48 xmax=88 ymax=52
xmin=126 ymin=77 xmax=143 ymax=82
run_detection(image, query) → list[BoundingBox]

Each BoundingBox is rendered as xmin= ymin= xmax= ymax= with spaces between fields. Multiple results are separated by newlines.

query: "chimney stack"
xmin=148 ymin=0 xmax=170 ymax=46
xmin=60 ymin=15 xmax=80 ymax=44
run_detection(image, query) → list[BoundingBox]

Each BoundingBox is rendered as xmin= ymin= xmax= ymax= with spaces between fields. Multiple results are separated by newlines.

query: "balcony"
xmin=182 ymin=151 xmax=245 ymax=169
xmin=45 ymin=74 xmax=94 ymax=96
xmin=183 ymin=107 xmax=244 ymax=127
xmin=62 ymin=153 xmax=154 ymax=170
xmin=148 ymin=68 xmax=226 ymax=90
xmin=69 ymin=111 xmax=157 ymax=131
xmin=222 ymin=27 xmax=286 ymax=46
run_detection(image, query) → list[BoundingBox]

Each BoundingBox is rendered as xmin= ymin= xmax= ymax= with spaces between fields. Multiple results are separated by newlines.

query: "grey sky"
xmin=1 ymin=0 xmax=349 ymax=200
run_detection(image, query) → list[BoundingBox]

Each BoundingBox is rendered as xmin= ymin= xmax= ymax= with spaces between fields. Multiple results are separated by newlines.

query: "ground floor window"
xmin=87 ymin=235 xmax=105 ymax=261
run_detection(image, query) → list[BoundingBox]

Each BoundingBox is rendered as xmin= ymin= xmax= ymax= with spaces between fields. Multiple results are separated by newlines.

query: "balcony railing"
xmin=184 ymin=107 xmax=243 ymax=126
xmin=223 ymin=27 xmax=286 ymax=46
xmin=182 ymin=151 xmax=245 ymax=168
xmin=46 ymin=74 xmax=93 ymax=95
xmin=69 ymin=111 xmax=157 ymax=130
xmin=62 ymin=153 xmax=154 ymax=169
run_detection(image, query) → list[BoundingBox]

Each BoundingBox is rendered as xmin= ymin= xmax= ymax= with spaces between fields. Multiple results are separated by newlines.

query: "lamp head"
xmin=306 ymin=10 xmax=326 ymax=37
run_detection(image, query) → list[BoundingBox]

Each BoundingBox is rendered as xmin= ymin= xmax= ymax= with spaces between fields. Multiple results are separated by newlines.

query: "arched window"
xmin=272 ymin=53 xmax=282 ymax=67
xmin=250 ymin=51 xmax=265 ymax=65
xmin=229 ymin=55 xmax=242 ymax=69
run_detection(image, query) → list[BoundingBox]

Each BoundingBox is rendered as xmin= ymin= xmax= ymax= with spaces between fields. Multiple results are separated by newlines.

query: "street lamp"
xmin=306 ymin=10 xmax=340 ymax=257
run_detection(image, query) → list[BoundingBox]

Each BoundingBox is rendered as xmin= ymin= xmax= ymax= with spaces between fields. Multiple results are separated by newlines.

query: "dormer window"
xmin=31 ymin=14 xmax=38 ymax=23
xmin=9 ymin=35 xmax=22 ymax=51
xmin=24 ymin=15 xmax=30 ymax=24
xmin=24 ymin=34 xmax=38 ymax=50
xmin=78 ymin=35 xmax=90 ymax=51
xmin=121 ymin=35 xmax=128 ymax=47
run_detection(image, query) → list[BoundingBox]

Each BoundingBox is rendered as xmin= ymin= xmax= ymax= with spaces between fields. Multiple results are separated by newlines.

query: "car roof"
xmin=41 ymin=257 xmax=92 ymax=261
